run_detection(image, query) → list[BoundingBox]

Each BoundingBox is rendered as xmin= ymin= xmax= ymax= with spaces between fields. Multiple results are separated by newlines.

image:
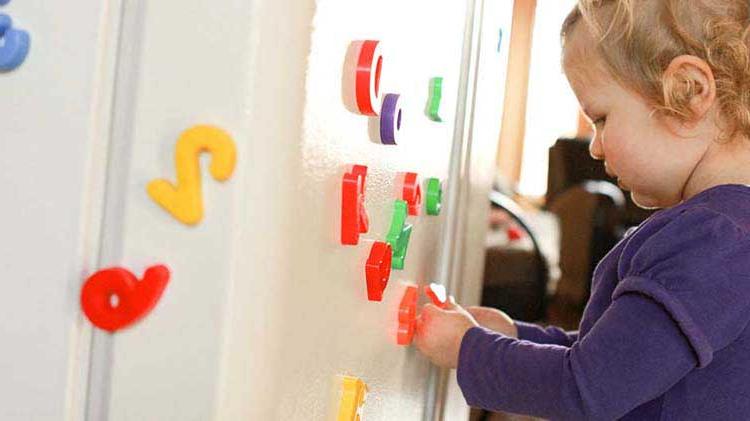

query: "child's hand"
xmin=465 ymin=306 xmax=518 ymax=338
xmin=414 ymin=298 xmax=479 ymax=369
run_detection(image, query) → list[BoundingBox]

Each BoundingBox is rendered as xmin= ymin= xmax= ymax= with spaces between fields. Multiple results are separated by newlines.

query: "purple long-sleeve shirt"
xmin=458 ymin=184 xmax=750 ymax=420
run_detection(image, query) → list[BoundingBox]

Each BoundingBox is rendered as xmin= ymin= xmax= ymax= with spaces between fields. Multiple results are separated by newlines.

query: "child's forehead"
xmin=563 ymin=58 xmax=612 ymax=107
xmin=562 ymin=26 xmax=612 ymax=91
xmin=562 ymin=24 xmax=616 ymax=103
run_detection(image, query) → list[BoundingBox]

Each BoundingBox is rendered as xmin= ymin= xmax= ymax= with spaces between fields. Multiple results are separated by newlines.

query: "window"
xmin=517 ymin=0 xmax=580 ymax=198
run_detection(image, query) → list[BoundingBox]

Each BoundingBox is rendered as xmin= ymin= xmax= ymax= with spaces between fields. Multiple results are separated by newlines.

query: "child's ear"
xmin=661 ymin=55 xmax=717 ymax=131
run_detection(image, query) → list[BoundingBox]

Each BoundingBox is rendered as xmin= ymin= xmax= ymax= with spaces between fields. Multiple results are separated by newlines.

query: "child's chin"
xmin=630 ymin=191 xmax=665 ymax=210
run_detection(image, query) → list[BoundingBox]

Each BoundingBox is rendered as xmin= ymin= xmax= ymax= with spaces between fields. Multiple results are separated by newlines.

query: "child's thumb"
xmin=419 ymin=303 xmax=441 ymax=324
xmin=444 ymin=295 xmax=458 ymax=310
xmin=421 ymin=303 xmax=439 ymax=317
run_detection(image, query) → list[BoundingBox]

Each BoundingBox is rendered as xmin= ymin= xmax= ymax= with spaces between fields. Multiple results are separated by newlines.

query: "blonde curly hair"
xmin=561 ymin=0 xmax=750 ymax=143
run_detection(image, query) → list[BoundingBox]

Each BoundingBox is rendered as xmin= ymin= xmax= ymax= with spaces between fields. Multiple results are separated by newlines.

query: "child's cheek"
xmin=605 ymin=120 xmax=643 ymax=178
xmin=599 ymin=125 xmax=623 ymax=173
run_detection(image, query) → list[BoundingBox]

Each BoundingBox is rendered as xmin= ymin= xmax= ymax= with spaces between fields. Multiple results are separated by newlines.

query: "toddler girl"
xmin=415 ymin=1 xmax=750 ymax=419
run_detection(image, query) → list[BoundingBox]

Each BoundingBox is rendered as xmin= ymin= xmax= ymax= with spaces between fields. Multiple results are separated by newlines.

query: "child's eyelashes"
xmin=591 ymin=116 xmax=607 ymax=131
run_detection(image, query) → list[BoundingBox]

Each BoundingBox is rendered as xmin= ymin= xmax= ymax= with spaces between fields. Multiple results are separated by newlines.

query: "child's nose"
xmin=589 ymin=135 xmax=604 ymax=161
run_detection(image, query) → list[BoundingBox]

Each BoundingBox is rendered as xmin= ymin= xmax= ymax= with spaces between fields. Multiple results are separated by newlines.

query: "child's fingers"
xmin=417 ymin=303 xmax=444 ymax=327
xmin=465 ymin=306 xmax=492 ymax=318
xmin=419 ymin=303 xmax=439 ymax=320
xmin=416 ymin=304 xmax=436 ymax=336
xmin=464 ymin=306 xmax=480 ymax=320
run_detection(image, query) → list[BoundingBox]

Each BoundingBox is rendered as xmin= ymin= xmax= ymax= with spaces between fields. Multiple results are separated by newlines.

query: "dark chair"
xmin=545 ymin=137 xmax=654 ymax=227
xmin=481 ymin=137 xmax=655 ymax=328
xmin=484 ymin=191 xmax=550 ymax=322
xmin=543 ymin=137 xmax=654 ymax=328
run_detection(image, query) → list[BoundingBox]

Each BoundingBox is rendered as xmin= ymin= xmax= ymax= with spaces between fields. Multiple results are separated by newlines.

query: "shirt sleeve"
xmin=457 ymin=206 xmax=750 ymax=420
xmin=615 ymin=206 xmax=750 ymax=367
xmin=514 ymin=320 xmax=578 ymax=347
xmin=458 ymin=293 xmax=697 ymax=420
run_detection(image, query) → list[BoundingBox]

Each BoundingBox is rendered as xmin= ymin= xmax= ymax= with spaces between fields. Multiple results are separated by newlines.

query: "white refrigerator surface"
xmin=0 ymin=0 xmax=514 ymax=419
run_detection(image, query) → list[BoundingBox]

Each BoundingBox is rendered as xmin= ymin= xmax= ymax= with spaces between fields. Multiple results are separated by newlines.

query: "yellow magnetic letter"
xmin=147 ymin=125 xmax=236 ymax=225
xmin=337 ymin=376 xmax=368 ymax=421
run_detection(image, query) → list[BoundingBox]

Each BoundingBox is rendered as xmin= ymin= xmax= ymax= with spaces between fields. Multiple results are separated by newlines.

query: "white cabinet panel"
xmin=0 ymin=1 xmax=118 ymax=420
